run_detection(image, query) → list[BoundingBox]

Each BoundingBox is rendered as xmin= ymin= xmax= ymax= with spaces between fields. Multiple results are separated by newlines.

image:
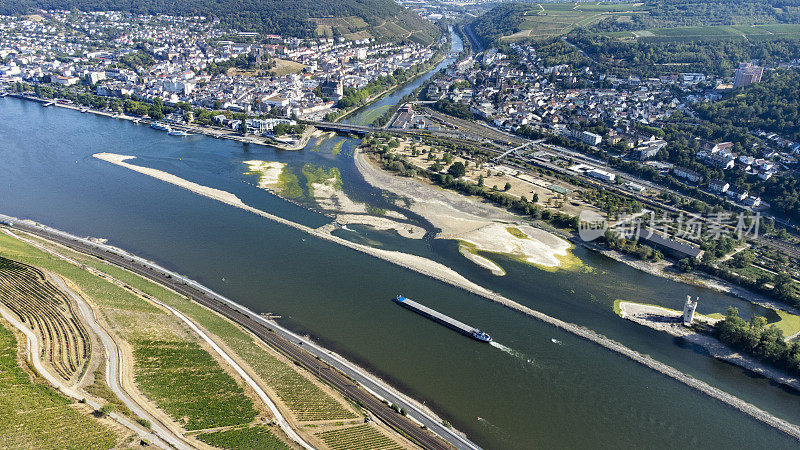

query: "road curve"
xmin=0 ymin=286 xmax=174 ymax=449
xmin=13 ymin=229 xmax=312 ymax=449
xmin=49 ymin=274 xmax=193 ymax=450
xmin=1 ymin=217 xmax=478 ymax=450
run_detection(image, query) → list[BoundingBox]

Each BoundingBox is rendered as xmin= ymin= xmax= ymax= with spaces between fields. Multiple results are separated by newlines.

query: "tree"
xmin=773 ymin=272 xmax=796 ymax=302
xmin=96 ymin=405 xmax=115 ymax=417
xmin=447 ymin=161 xmax=466 ymax=178
xmin=677 ymin=258 xmax=694 ymax=272
xmin=532 ymin=192 xmax=539 ymax=203
xmin=504 ymin=182 xmax=512 ymax=191
xmin=240 ymin=120 xmax=248 ymax=135
xmin=477 ymin=175 xmax=484 ymax=186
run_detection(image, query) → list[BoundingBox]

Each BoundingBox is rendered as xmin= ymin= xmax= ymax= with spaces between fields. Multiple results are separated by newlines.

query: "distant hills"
xmin=0 ymin=0 xmax=440 ymax=44
xmin=470 ymin=0 xmax=800 ymax=45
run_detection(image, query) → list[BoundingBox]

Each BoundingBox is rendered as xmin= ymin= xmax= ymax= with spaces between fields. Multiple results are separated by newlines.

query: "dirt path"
xmin=142 ymin=289 xmax=314 ymax=450
xmin=3 ymin=228 xmax=191 ymax=449
xmin=10 ymin=228 xmax=311 ymax=449
xmin=0 ymin=294 xmax=170 ymax=448
xmin=52 ymin=275 xmax=194 ymax=450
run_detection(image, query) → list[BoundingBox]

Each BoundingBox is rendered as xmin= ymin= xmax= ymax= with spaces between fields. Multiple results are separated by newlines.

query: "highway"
xmin=1 ymin=216 xmax=480 ymax=450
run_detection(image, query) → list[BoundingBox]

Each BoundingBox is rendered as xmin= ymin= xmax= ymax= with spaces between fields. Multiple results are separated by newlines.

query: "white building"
xmin=580 ymin=131 xmax=602 ymax=146
xmin=587 ymin=168 xmax=616 ymax=183
xmin=683 ymin=295 xmax=698 ymax=326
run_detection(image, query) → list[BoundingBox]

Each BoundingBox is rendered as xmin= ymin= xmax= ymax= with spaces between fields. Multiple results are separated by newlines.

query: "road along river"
xmin=2 ymin=29 xmax=800 ymax=449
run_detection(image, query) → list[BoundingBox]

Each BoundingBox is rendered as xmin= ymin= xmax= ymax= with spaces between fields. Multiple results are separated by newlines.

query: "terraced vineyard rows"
xmin=315 ymin=424 xmax=403 ymax=450
xmin=0 ymin=257 xmax=91 ymax=381
xmin=0 ymin=322 xmax=117 ymax=448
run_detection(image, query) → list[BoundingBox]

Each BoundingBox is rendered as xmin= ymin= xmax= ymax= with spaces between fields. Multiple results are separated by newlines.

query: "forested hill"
xmin=0 ymin=0 xmax=440 ymax=43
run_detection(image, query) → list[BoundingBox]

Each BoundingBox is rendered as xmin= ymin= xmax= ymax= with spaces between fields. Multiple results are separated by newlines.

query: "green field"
xmin=615 ymin=23 xmax=800 ymax=42
xmin=198 ymin=425 xmax=290 ymax=449
xmin=134 ymin=340 xmax=259 ymax=430
xmin=315 ymin=424 xmax=402 ymax=450
xmin=506 ymin=2 xmax=648 ymax=40
xmin=0 ymin=322 xmax=118 ymax=448
xmin=17 ymin=231 xmax=358 ymax=423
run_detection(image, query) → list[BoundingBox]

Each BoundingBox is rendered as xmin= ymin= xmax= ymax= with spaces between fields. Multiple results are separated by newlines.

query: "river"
xmin=1 ymin=29 xmax=799 ymax=448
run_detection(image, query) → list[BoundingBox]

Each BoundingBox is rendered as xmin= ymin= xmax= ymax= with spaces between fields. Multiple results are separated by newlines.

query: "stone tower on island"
xmin=682 ymin=295 xmax=698 ymax=326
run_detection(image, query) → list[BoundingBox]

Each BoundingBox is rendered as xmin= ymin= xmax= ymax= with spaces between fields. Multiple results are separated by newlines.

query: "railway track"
xmin=9 ymin=223 xmax=457 ymax=450
xmin=476 ymin=144 xmax=800 ymax=261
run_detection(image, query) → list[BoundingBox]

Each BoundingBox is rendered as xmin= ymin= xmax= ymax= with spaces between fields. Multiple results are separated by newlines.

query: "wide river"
xmin=2 ymin=30 xmax=799 ymax=448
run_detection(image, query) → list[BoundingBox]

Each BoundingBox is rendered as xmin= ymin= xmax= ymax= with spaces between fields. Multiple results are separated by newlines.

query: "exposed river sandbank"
xmin=354 ymin=149 xmax=574 ymax=273
xmin=94 ymin=152 xmax=800 ymax=441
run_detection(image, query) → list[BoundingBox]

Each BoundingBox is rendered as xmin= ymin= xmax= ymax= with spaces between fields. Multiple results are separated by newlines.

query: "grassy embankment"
xmin=0 ymin=321 xmax=119 ymax=448
xmin=0 ymin=233 xmax=281 ymax=444
xmin=2 ymin=231 xmax=401 ymax=447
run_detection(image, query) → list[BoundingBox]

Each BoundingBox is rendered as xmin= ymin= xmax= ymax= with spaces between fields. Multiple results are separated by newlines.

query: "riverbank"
xmin=328 ymin=30 xmax=451 ymax=125
xmin=618 ymin=301 xmax=800 ymax=392
xmin=4 ymin=93 xmax=313 ymax=150
xmin=585 ymin=240 xmax=800 ymax=317
xmin=0 ymin=213 xmax=478 ymax=450
xmin=91 ymin=152 xmax=800 ymax=442
xmin=354 ymin=148 xmax=577 ymax=271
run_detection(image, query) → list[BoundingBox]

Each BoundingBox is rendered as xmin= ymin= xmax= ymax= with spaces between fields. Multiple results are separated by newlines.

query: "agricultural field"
xmin=134 ymin=339 xmax=259 ymax=430
xmin=12 ymin=232 xmax=360 ymax=423
xmin=614 ymin=23 xmax=800 ymax=42
xmin=506 ymin=2 xmax=648 ymax=40
xmin=0 ymin=257 xmax=91 ymax=382
xmin=198 ymin=425 xmax=290 ymax=449
xmin=272 ymin=58 xmax=307 ymax=76
xmin=313 ymin=16 xmax=369 ymax=38
xmin=0 ymin=322 xmax=118 ymax=448
xmin=0 ymin=233 xmax=265 ymax=434
xmin=311 ymin=14 xmax=437 ymax=44
xmin=315 ymin=424 xmax=404 ymax=450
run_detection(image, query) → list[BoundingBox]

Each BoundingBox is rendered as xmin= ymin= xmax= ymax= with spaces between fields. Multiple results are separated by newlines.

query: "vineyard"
xmin=134 ymin=339 xmax=259 ymax=431
xmin=0 ymin=257 xmax=91 ymax=381
xmin=236 ymin=342 xmax=358 ymax=422
xmin=0 ymin=323 xmax=117 ymax=448
xmin=197 ymin=424 xmax=290 ymax=449
xmin=315 ymin=424 xmax=404 ymax=450
xmin=75 ymin=256 xmax=360 ymax=423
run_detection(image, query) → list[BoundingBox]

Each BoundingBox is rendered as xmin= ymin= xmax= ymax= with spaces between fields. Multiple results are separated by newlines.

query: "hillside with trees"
xmin=565 ymin=29 xmax=800 ymax=77
xmin=0 ymin=0 xmax=439 ymax=43
xmin=696 ymin=69 xmax=800 ymax=141
xmin=471 ymin=0 xmax=800 ymax=45
xmin=592 ymin=0 xmax=800 ymax=32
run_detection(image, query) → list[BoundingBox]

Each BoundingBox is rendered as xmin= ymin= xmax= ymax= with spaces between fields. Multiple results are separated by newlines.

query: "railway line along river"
xmin=2 ymin=29 xmax=800 ymax=448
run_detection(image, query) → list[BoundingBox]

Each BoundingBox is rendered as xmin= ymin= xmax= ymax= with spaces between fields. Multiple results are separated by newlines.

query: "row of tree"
xmin=716 ymin=307 xmax=800 ymax=376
